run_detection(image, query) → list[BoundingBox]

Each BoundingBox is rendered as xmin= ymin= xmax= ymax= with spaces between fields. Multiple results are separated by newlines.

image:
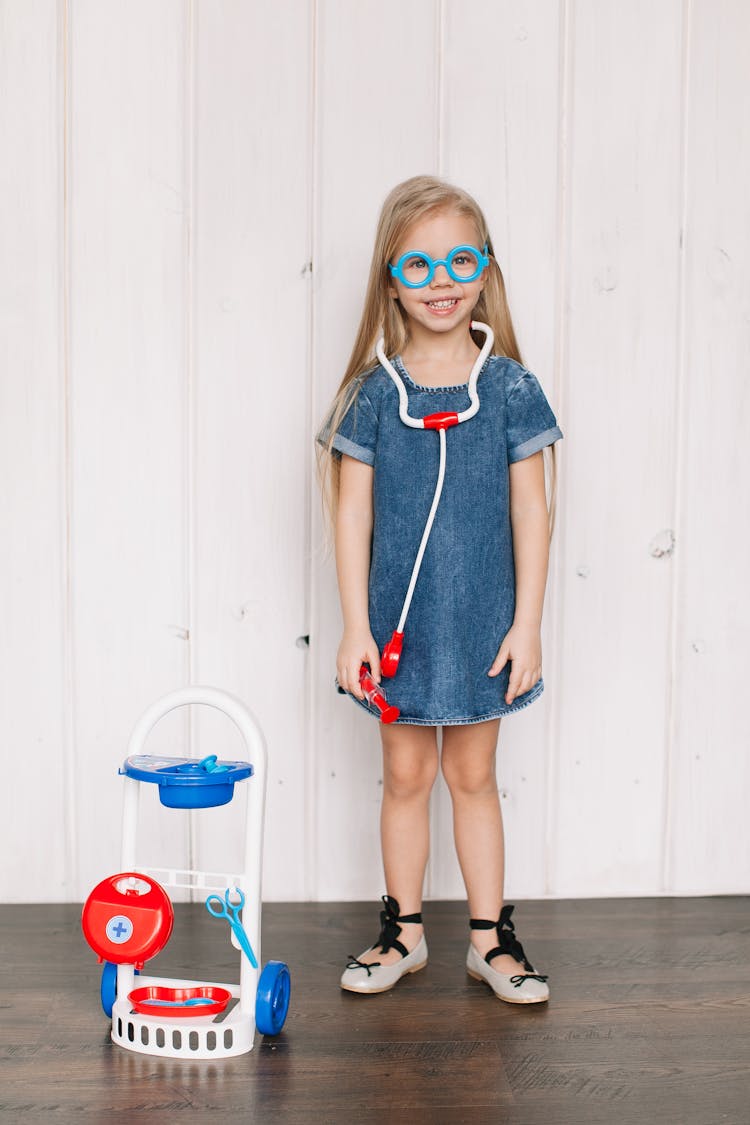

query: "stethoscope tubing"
xmin=375 ymin=319 xmax=493 ymax=429
xmin=373 ymin=321 xmax=495 ymax=650
xmin=395 ymin=425 xmax=447 ymax=633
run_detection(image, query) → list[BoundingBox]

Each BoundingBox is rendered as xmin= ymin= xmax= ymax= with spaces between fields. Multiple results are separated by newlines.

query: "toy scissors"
xmin=205 ymin=887 xmax=258 ymax=968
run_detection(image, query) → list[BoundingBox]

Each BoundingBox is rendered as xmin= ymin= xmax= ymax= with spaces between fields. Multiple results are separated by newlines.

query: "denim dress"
xmin=325 ymin=354 xmax=563 ymax=725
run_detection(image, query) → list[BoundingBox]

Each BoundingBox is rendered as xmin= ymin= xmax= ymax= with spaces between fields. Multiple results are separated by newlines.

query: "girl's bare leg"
xmin=441 ymin=719 xmax=527 ymax=974
xmin=355 ymin=722 xmax=439 ymax=966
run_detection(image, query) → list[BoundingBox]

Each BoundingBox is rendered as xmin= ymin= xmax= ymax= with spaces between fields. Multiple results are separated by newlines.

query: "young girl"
xmin=317 ymin=175 xmax=562 ymax=1004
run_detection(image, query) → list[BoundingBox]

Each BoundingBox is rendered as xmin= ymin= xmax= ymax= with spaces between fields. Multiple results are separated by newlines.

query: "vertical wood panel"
xmin=311 ymin=0 xmax=440 ymax=900
xmin=3 ymin=2 xmax=750 ymax=904
xmin=668 ymin=0 xmax=750 ymax=892
xmin=434 ymin=0 xmax=563 ymax=901
xmin=551 ymin=0 xmax=684 ymax=895
xmin=0 ymin=0 xmax=68 ymax=899
xmin=68 ymin=0 xmax=190 ymax=896
xmin=190 ymin=0 xmax=312 ymax=898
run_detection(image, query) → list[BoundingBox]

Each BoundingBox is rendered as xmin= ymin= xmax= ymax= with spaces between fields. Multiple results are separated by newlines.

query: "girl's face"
xmin=387 ymin=209 xmax=487 ymax=342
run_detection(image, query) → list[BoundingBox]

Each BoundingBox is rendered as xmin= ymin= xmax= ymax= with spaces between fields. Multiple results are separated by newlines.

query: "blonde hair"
xmin=317 ymin=174 xmax=557 ymax=534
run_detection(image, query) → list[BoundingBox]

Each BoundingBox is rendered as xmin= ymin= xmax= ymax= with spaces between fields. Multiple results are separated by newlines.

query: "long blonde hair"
xmin=317 ymin=174 xmax=557 ymax=533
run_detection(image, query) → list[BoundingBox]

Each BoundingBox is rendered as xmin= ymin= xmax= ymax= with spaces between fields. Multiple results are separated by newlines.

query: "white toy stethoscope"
xmin=372 ymin=319 xmax=495 ymax=680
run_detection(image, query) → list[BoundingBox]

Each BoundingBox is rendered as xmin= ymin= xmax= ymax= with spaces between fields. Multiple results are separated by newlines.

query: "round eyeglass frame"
xmin=389 ymin=244 xmax=489 ymax=289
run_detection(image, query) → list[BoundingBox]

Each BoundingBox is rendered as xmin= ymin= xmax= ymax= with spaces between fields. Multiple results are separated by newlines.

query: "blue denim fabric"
xmin=319 ymin=355 xmax=563 ymax=725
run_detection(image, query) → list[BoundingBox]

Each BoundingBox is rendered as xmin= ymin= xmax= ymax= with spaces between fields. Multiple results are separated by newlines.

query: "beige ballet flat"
xmin=340 ymin=895 xmax=427 ymax=995
xmin=467 ymin=904 xmax=549 ymax=1004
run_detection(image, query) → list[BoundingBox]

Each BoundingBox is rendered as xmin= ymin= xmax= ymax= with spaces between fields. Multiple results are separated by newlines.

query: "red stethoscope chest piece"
xmin=81 ymin=872 xmax=174 ymax=970
xmin=380 ymin=631 xmax=404 ymax=678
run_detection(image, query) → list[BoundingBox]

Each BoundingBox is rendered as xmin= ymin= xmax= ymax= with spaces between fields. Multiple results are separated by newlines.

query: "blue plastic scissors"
xmin=205 ymin=887 xmax=258 ymax=968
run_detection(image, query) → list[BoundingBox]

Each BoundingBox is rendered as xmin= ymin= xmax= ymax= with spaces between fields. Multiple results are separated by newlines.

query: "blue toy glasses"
xmin=389 ymin=244 xmax=489 ymax=289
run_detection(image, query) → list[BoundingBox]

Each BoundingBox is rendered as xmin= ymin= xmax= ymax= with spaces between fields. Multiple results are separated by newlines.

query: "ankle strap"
xmin=382 ymin=895 xmax=422 ymax=925
xmin=470 ymin=904 xmax=516 ymax=931
xmin=469 ymin=905 xmax=535 ymax=973
xmin=376 ymin=895 xmax=422 ymax=957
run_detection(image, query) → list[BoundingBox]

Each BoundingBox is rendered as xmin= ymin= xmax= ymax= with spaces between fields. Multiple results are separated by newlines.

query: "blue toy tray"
xmin=120 ymin=754 xmax=253 ymax=809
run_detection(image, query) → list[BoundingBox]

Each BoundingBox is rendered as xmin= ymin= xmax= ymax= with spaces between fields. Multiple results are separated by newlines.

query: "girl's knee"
xmin=382 ymin=731 xmax=438 ymax=800
xmin=441 ymin=746 xmax=497 ymax=798
xmin=385 ymin=755 xmax=438 ymax=800
xmin=441 ymin=721 xmax=500 ymax=797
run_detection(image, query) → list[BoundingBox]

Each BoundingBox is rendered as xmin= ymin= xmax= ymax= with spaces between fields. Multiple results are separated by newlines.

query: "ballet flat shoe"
xmin=466 ymin=942 xmax=550 ymax=1004
xmin=340 ymin=935 xmax=428 ymax=994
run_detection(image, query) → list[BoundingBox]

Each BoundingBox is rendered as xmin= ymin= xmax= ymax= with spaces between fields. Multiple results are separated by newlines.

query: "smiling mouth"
xmin=425 ymin=299 xmax=458 ymax=310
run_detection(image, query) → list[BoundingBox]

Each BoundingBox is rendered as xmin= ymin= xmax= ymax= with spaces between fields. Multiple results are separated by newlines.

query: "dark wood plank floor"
xmin=1 ymin=897 xmax=749 ymax=1124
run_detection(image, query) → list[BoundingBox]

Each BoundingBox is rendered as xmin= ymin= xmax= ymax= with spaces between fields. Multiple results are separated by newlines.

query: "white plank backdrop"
xmin=1 ymin=0 xmax=749 ymax=903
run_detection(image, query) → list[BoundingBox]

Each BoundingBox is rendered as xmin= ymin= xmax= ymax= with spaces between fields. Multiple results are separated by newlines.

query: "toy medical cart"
xmin=81 ymin=686 xmax=290 ymax=1060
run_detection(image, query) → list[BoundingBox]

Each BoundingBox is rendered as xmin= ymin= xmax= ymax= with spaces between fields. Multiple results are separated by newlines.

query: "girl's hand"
xmin=488 ymin=623 xmax=542 ymax=705
xmin=337 ymin=630 xmax=381 ymax=700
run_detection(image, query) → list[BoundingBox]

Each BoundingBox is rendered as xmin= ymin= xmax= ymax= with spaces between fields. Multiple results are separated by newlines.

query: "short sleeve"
xmin=317 ymin=384 xmax=379 ymax=466
xmin=506 ymin=370 xmax=563 ymax=463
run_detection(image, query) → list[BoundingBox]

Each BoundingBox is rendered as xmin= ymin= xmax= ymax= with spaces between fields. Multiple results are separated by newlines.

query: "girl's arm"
xmin=489 ymin=450 xmax=550 ymax=704
xmin=335 ymin=454 xmax=381 ymax=699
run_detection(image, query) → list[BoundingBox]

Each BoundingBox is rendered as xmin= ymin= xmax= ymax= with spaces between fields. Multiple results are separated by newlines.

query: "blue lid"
xmin=120 ymin=754 xmax=253 ymax=809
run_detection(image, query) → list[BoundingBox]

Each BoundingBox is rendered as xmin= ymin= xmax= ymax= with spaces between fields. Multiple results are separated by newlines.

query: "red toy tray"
xmin=128 ymin=985 xmax=232 ymax=1018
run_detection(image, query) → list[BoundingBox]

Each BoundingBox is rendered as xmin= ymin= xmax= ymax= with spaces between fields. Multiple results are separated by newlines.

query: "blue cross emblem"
xmin=106 ymin=915 xmax=134 ymax=944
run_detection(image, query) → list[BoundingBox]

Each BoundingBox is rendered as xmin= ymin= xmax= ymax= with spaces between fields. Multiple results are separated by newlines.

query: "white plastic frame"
xmin=112 ymin=686 xmax=268 ymax=1059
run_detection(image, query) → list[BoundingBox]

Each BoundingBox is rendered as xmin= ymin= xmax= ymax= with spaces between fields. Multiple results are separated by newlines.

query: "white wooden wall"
xmin=2 ymin=0 xmax=749 ymax=903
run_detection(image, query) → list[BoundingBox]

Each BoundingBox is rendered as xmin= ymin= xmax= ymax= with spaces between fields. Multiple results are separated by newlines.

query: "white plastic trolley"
xmin=81 ymin=687 xmax=290 ymax=1060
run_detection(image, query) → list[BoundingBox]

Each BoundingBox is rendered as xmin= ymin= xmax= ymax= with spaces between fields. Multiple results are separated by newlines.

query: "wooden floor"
xmin=1 ymin=897 xmax=749 ymax=1124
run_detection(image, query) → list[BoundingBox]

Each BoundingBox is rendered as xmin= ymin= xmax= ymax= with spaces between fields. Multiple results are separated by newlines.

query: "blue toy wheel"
xmin=100 ymin=961 xmax=138 ymax=1018
xmin=101 ymin=962 xmax=117 ymax=1017
xmin=255 ymin=960 xmax=290 ymax=1035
